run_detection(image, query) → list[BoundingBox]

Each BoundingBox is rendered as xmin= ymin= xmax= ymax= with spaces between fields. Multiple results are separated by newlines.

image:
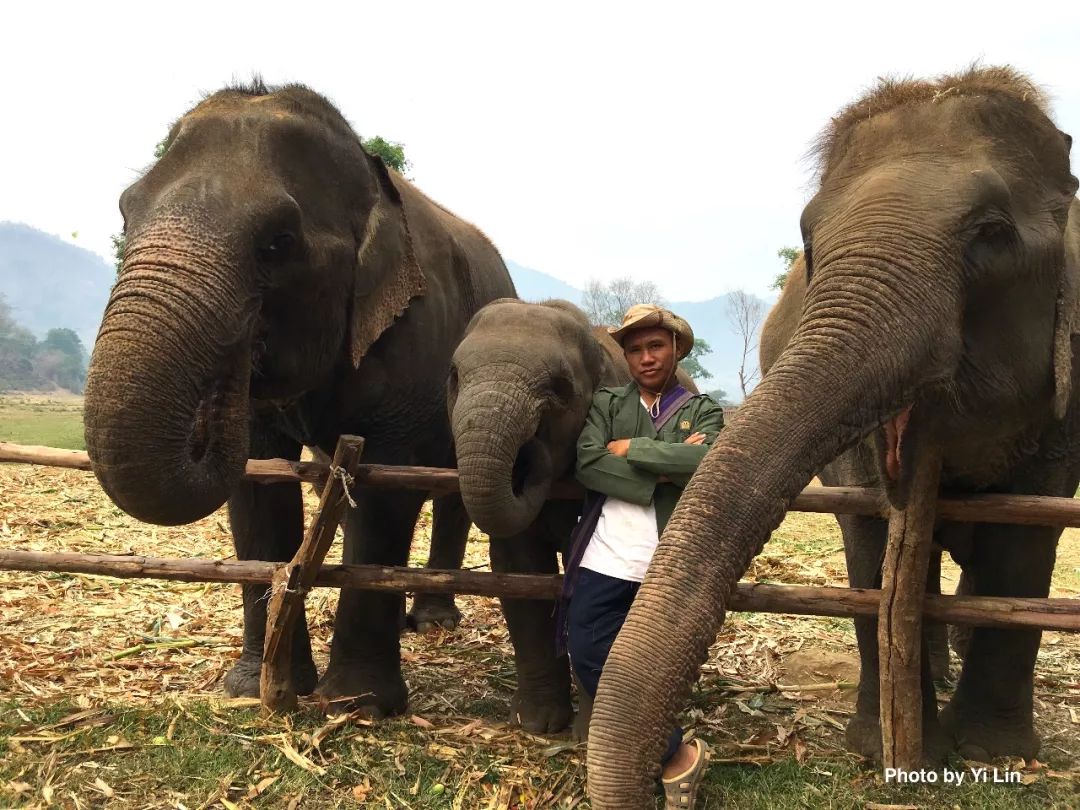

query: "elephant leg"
xmin=840 ymin=515 xmax=946 ymax=762
xmin=949 ymin=569 xmax=974 ymax=662
xmin=315 ymin=487 xmax=425 ymax=717
xmin=408 ymin=492 xmax=468 ymax=632
xmin=490 ymin=518 xmax=573 ymax=735
xmin=571 ymin=670 xmax=593 ymax=742
xmin=925 ymin=550 xmax=952 ymax=682
xmin=940 ymin=522 xmax=1059 ymax=761
xmin=223 ymin=428 xmax=316 ymax=698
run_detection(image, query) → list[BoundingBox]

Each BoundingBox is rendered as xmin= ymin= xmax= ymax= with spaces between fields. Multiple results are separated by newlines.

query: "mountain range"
xmin=0 ymin=224 xmax=768 ymax=400
xmin=0 ymin=223 xmax=114 ymax=351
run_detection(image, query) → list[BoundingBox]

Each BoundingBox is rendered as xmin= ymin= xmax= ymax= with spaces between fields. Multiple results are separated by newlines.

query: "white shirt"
xmin=579 ymin=398 xmax=660 ymax=583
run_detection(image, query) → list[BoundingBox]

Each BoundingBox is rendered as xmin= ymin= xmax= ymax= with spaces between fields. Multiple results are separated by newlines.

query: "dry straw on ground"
xmin=1 ymin=461 xmax=1079 ymax=808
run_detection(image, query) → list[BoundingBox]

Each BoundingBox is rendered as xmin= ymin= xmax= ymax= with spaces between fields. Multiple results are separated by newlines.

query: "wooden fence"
xmin=1 ymin=438 xmax=1077 ymax=771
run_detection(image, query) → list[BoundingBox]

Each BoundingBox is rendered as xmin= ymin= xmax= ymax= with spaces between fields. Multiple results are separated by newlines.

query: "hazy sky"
xmin=4 ymin=2 xmax=1079 ymax=300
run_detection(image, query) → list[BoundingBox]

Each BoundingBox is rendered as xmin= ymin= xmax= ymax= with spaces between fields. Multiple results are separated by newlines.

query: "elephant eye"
xmin=803 ymin=244 xmax=814 ymax=284
xmin=550 ymin=375 xmax=575 ymax=408
xmin=258 ymin=232 xmax=297 ymax=263
xmin=964 ymin=216 xmax=1017 ymax=268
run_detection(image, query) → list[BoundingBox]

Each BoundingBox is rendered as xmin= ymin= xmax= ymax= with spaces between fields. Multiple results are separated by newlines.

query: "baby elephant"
xmin=448 ymin=298 xmax=695 ymax=734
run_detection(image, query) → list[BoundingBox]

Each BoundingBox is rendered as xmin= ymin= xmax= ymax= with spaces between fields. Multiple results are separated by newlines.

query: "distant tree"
xmin=705 ymin=387 xmax=732 ymax=405
xmin=726 ymin=290 xmax=767 ymax=398
xmin=37 ymin=328 xmax=87 ymax=393
xmin=111 ymin=233 xmax=126 ymax=274
xmin=680 ymin=338 xmax=713 ymax=381
xmin=362 ymin=136 xmax=410 ymax=174
xmin=0 ymin=296 xmax=89 ymax=393
xmin=582 ymin=277 xmax=664 ymax=327
xmin=0 ymin=295 xmax=40 ymax=392
xmin=772 ymin=246 xmax=802 ymax=290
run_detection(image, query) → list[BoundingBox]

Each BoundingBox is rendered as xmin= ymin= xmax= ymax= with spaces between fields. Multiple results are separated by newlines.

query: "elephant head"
xmin=586 ymin=66 xmax=1080 ymax=806
xmin=84 ymin=83 xmax=424 ymax=525
xmin=448 ymin=299 xmax=621 ymax=537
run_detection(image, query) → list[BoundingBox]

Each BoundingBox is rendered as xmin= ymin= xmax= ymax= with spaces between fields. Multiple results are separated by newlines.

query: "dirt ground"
xmin=1 ymin=459 xmax=1079 ymax=807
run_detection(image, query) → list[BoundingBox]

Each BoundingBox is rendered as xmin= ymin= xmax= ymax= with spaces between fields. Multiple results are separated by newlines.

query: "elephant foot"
xmin=940 ymin=701 xmax=1040 ymax=762
xmin=845 ymin=712 xmax=883 ymax=761
xmin=510 ymin=688 xmax=573 ymax=735
xmin=223 ymin=653 xmax=318 ymax=698
xmin=845 ymin=711 xmax=950 ymax=764
xmin=407 ymin=594 xmax=462 ymax=633
xmin=314 ymin=662 xmax=408 ymax=718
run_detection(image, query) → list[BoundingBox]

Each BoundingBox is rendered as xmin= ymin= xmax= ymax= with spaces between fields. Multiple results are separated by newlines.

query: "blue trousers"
xmin=566 ymin=567 xmax=682 ymax=765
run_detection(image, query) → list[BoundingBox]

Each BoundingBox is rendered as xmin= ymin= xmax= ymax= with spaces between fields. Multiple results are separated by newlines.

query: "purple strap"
xmin=651 ymin=385 xmax=694 ymax=431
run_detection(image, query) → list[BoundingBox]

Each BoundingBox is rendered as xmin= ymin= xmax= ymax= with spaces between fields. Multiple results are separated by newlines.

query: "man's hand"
xmin=684 ymin=432 xmax=706 ymax=445
xmin=606 ymin=439 xmax=632 ymax=457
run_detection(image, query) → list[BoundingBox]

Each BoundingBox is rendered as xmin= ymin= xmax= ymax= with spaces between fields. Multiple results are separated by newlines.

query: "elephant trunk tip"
xmin=460 ymin=436 xmax=554 ymax=539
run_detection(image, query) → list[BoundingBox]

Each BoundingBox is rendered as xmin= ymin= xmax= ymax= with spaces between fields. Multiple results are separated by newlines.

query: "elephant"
xmin=584 ymin=66 xmax=1080 ymax=807
xmin=82 ymin=81 xmax=516 ymax=716
xmin=447 ymin=298 xmax=696 ymax=733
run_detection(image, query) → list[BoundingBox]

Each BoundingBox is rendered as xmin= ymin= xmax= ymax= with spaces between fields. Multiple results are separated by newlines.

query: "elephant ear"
xmin=350 ymin=154 xmax=427 ymax=368
xmin=1052 ymin=214 xmax=1080 ymax=419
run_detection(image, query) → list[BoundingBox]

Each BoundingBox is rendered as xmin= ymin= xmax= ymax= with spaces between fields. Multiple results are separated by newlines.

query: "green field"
xmin=0 ymin=395 xmax=85 ymax=449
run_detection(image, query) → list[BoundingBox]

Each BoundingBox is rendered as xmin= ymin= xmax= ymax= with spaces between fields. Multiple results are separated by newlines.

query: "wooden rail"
xmin=1 ymin=549 xmax=1077 ymax=631
xmin=5 ymin=442 xmax=1080 ymax=527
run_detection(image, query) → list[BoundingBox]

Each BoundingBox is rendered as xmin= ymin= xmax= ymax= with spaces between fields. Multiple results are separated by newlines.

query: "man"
xmin=565 ymin=303 xmax=725 ymax=809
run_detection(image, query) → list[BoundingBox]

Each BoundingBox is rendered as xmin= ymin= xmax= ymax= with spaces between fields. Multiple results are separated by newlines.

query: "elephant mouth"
xmin=189 ymin=344 xmax=250 ymax=465
xmin=875 ymin=402 xmax=920 ymax=509
xmin=511 ymin=437 xmax=553 ymax=498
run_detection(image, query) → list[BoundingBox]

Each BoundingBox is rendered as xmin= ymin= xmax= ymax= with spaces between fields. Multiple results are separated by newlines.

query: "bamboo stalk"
xmin=5 ymin=442 xmax=1080 ymax=527
xmin=879 ymin=447 xmax=942 ymax=771
xmin=1 ymin=549 xmax=1077 ymax=631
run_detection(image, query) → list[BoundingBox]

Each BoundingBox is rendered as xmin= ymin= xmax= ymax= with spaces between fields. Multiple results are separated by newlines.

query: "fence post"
xmin=260 ymin=435 xmax=365 ymax=713
xmin=878 ymin=445 xmax=942 ymax=770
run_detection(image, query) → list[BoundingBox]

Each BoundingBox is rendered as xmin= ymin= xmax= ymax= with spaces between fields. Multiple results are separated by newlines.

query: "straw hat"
xmin=608 ymin=304 xmax=694 ymax=360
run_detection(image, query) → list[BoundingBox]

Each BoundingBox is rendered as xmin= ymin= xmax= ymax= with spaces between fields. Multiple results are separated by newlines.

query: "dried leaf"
xmin=410 ymin=714 xmax=434 ymax=729
xmin=92 ymin=777 xmax=114 ymax=797
xmin=245 ymin=775 xmax=278 ymax=799
xmin=277 ymin=738 xmax=326 ymax=775
xmin=794 ymin=735 xmax=808 ymax=764
xmin=352 ymin=777 xmax=372 ymax=802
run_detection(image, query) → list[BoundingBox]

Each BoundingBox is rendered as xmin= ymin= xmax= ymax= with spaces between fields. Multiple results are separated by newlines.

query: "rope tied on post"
xmin=331 ymin=464 xmax=358 ymax=508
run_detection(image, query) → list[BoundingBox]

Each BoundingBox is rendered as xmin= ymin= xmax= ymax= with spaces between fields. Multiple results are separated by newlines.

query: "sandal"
xmin=662 ymin=738 xmax=709 ymax=809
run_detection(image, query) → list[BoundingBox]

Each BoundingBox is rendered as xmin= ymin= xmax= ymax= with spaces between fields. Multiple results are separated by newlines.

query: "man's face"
xmin=623 ymin=326 xmax=677 ymax=390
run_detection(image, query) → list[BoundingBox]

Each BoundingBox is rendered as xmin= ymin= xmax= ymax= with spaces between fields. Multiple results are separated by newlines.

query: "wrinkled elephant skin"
xmin=84 ymin=83 xmax=515 ymax=716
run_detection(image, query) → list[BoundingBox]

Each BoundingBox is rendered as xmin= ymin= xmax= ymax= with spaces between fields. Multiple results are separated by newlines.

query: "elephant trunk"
xmin=585 ymin=239 xmax=956 ymax=807
xmin=453 ymin=376 xmax=552 ymax=538
xmin=84 ymin=222 xmax=256 ymax=525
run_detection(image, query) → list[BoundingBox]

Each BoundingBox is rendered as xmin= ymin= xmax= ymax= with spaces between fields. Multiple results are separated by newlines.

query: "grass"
xmin=3 ymin=700 xmax=1077 ymax=809
xmin=2 ymin=699 xmax=1076 ymax=808
xmin=0 ymin=395 xmax=85 ymax=450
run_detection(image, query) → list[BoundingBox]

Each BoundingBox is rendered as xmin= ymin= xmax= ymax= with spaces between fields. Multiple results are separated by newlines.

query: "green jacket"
xmin=575 ymin=382 xmax=726 ymax=533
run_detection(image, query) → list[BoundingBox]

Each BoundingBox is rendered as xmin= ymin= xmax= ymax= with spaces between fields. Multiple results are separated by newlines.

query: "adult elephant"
xmin=83 ymin=81 xmax=515 ymax=715
xmin=447 ymin=298 xmax=696 ymax=733
xmin=586 ymin=66 xmax=1080 ymax=807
